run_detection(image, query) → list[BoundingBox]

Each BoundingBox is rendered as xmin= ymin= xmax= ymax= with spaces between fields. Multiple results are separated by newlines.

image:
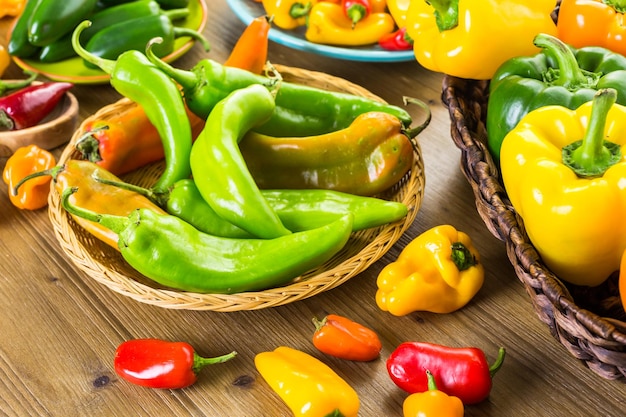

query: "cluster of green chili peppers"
xmin=65 ymin=22 xmax=421 ymax=294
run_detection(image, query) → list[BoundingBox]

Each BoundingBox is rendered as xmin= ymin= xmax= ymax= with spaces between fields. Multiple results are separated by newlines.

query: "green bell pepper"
xmin=486 ymin=32 xmax=626 ymax=163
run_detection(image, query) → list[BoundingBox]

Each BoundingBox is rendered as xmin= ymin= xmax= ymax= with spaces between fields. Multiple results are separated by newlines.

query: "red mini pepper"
xmin=114 ymin=338 xmax=237 ymax=389
xmin=0 ymin=82 xmax=73 ymax=131
xmin=387 ymin=342 xmax=506 ymax=405
xmin=342 ymin=0 xmax=371 ymax=27
xmin=378 ymin=27 xmax=413 ymax=51
xmin=312 ymin=314 xmax=382 ymax=361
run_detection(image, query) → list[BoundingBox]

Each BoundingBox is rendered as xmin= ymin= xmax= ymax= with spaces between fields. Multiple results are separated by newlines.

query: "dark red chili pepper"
xmin=342 ymin=0 xmax=370 ymax=27
xmin=114 ymin=338 xmax=237 ymax=389
xmin=0 ymin=82 xmax=73 ymax=131
xmin=386 ymin=342 xmax=506 ymax=405
xmin=378 ymin=27 xmax=413 ymax=51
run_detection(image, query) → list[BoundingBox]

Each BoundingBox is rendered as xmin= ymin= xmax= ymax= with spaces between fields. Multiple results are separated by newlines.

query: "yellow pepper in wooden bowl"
xmin=375 ymin=225 xmax=484 ymax=315
xmin=500 ymin=88 xmax=626 ymax=287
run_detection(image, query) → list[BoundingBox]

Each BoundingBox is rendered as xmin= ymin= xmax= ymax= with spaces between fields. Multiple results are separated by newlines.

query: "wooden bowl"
xmin=0 ymin=83 xmax=79 ymax=158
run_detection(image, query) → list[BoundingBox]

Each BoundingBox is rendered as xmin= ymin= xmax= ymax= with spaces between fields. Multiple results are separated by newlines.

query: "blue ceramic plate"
xmin=10 ymin=0 xmax=208 ymax=84
xmin=225 ymin=0 xmax=414 ymax=63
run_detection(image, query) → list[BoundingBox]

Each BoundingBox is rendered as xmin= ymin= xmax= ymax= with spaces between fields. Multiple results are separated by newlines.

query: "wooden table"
xmin=1 ymin=2 xmax=625 ymax=416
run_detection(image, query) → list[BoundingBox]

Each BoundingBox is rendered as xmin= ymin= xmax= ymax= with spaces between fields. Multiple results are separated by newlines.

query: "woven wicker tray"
xmin=48 ymin=65 xmax=425 ymax=312
xmin=441 ymin=75 xmax=626 ymax=380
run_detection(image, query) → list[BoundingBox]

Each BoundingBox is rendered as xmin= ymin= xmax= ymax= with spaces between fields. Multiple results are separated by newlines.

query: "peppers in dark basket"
xmin=387 ymin=342 xmax=506 ymax=405
xmin=59 ymin=187 xmax=353 ymax=293
xmin=114 ymin=338 xmax=236 ymax=389
xmin=0 ymin=82 xmax=73 ymax=131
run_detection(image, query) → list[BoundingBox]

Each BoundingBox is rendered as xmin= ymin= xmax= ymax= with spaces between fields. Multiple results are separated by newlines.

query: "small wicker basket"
xmin=48 ymin=65 xmax=425 ymax=312
xmin=441 ymin=75 xmax=626 ymax=380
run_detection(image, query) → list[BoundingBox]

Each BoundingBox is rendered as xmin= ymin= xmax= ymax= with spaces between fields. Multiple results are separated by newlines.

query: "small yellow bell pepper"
xmin=403 ymin=370 xmax=465 ymax=417
xmin=376 ymin=225 xmax=484 ymax=315
xmin=255 ymin=346 xmax=360 ymax=417
xmin=262 ymin=0 xmax=319 ymax=30
xmin=305 ymin=1 xmax=395 ymax=46
xmin=501 ymin=88 xmax=626 ymax=287
xmin=404 ymin=0 xmax=558 ymax=80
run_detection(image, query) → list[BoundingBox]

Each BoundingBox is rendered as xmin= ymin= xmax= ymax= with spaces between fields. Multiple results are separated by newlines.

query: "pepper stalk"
xmin=425 ymin=0 xmax=459 ymax=31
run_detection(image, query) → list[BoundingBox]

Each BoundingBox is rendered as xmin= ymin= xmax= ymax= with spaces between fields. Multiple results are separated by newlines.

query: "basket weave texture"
xmin=48 ymin=65 xmax=425 ymax=312
xmin=441 ymin=75 xmax=626 ymax=380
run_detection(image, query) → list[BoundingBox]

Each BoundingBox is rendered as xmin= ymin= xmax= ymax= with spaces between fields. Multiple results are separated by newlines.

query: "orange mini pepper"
xmin=312 ymin=314 xmax=382 ymax=361
xmin=3 ymin=145 xmax=56 ymax=210
xmin=557 ymin=0 xmax=626 ymax=57
xmin=403 ymin=370 xmax=464 ymax=417
xmin=224 ymin=15 xmax=272 ymax=74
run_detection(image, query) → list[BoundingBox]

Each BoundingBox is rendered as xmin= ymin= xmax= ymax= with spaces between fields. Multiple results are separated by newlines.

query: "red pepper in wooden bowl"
xmin=0 ymin=82 xmax=73 ymax=131
xmin=312 ymin=314 xmax=382 ymax=361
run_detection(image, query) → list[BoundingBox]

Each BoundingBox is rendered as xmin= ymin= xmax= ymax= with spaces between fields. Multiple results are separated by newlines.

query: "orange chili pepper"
xmin=311 ymin=314 xmax=382 ymax=361
xmin=619 ymin=249 xmax=626 ymax=312
xmin=224 ymin=15 xmax=272 ymax=74
xmin=3 ymin=145 xmax=56 ymax=210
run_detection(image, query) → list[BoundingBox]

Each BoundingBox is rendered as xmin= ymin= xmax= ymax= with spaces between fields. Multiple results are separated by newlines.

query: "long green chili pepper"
xmin=145 ymin=38 xmax=413 ymax=137
xmin=190 ymin=83 xmax=291 ymax=239
xmin=60 ymin=187 xmax=354 ymax=294
xmin=93 ymin=177 xmax=409 ymax=238
xmin=71 ymin=21 xmax=192 ymax=195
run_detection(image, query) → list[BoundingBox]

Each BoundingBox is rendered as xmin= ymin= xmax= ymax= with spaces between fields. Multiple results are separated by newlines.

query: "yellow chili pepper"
xmin=255 ymin=346 xmax=360 ymax=417
xmin=404 ymin=0 xmax=558 ymax=80
xmin=262 ymin=0 xmax=319 ymax=30
xmin=305 ymin=1 xmax=395 ymax=46
xmin=376 ymin=225 xmax=484 ymax=315
xmin=500 ymin=88 xmax=626 ymax=287
xmin=403 ymin=370 xmax=464 ymax=417
xmin=0 ymin=0 xmax=25 ymax=18
xmin=386 ymin=0 xmax=410 ymax=27
xmin=3 ymin=145 xmax=56 ymax=210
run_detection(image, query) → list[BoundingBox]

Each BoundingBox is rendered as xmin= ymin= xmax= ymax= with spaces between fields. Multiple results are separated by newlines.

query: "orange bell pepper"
xmin=224 ymin=15 xmax=272 ymax=74
xmin=311 ymin=314 xmax=382 ymax=361
xmin=557 ymin=0 xmax=626 ymax=57
xmin=3 ymin=145 xmax=56 ymax=210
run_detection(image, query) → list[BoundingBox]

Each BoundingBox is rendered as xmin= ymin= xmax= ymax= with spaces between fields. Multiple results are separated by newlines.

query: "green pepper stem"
xmin=12 ymin=165 xmax=63 ymax=197
xmin=323 ymin=411 xmax=345 ymax=417
xmin=489 ymin=347 xmax=506 ymax=378
xmin=72 ymin=21 xmax=116 ymax=74
xmin=606 ymin=0 xmax=626 ymax=14
xmin=450 ymin=242 xmax=478 ymax=271
xmin=191 ymin=351 xmax=237 ymax=375
xmin=0 ymin=70 xmax=37 ymax=95
xmin=92 ymin=174 xmax=169 ymax=207
xmin=162 ymin=7 xmax=190 ymax=21
xmin=425 ymin=0 xmax=459 ymax=31
xmin=402 ymin=96 xmax=432 ymax=138
xmin=312 ymin=316 xmax=327 ymax=331
xmin=60 ymin=187 xmax=128 ymax=234
xmin=534 ymin=33 xmax=599 ymax=90
xmin=146 ymin=37 xmax=199 ymax=91
xmin=426 ymin=370 xmax=438 ymax=391
xmin=290 ymin=2 xmax=313 ymax=18
xmin=75 ymin=126 xmax=108 ymax=163
xmin=562 ymin=88 xmax=622 ymax=178
xmin=172 ymin=27 xmax=211 ymax=52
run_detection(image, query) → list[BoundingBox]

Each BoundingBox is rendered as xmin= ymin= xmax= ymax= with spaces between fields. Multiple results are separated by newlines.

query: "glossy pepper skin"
xmin=312 ymin=314 xmax=382 ymax=361
xmin=190 ymin=84 xmax=291 ymax=239
xmin=557 ymin=0 xmax=626 ymax=57
xmin=27 ymin=0 xmax=98 ymax=46
xmin=0 ymin=45 xmax=9 ymax=77
xmin=240 ymin=110 xmax=425 ymax=196
xmin=60 ymin=188 xmax=353 ymax=293
xmin=73 ymin=22 xmax=193 ymax=195
xmin=387 ymin=342 xmax=506 ymax=405
xmin=405 ymin=0 xmax=557 ymax=80
xmin=487 ymin=33 xmax=626 ymax=163
xmin=403 ymin=370 xmax=464 ymax=417
xmin=0 ymin=82 xmax=73 ymax=131
xmin=376 ymin=225 xmax=484 ymax=315
xmin=224 ymin=15 xmax=272 ymax=74
xmin=0 ymin=0 xmax=25 ymax=18
xmin=378 ymin=27 xmax=413 ymax=51
xmin=500 ymin=89 xmax=626 ymax=287
xmin=255 ymin=346 xmax=360 ymax=417
xmin=114 ymin=339 xmax=236 ymax=389
xmin=144 ymin=43 xmax=413 ymax=137
xmin=261 ymin=0 xmax=317 ymax=30
xmin=3 ymin=145 xmax=56 ymax=210
xmin=8 ymin=0 xmax=43 ymax=58
xmin=306 ymin=2 xmax=395 ymax=46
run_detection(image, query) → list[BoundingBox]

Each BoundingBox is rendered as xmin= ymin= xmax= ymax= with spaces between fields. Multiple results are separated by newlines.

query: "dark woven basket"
xmin=441 ymin=75 xmax=626 ymax=380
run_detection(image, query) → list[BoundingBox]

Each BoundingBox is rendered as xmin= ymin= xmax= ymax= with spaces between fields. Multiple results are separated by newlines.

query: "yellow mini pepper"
xmin=404 ymin=0 xmax=558 ymax=80
xmin=501 ymin=88 xmax=626 ymax=287
xmin=262 ymin=0 xmax=318 ymax=30
xmin=305 ymin=1 xmax=395 ymax=46
xmin=376 ymin=225 xmax=484 ymax=315
xmin=403 ymin=370 xmax=464 ymax=417
xmin=255 ymin=346 xmax=360 ymax=417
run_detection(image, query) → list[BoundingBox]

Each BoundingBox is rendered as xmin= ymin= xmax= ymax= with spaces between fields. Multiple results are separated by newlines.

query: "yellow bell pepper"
xmin=305 ymin=1 xmax=395 ymax=46
xmin=403 ymin=370 xmax=464 ymax=417
xmin=262 ymin=0 xmax=319 ymax=30
xmin=255 ymin=346 xmax=360 ymax=417
xmin=375 ymin=225 xmax=484 ymax=315
xmin=500 ymin=88 xmax=626 ymax=287
xmin=0 ymin=0 xmax=25 ymax=18
xmin=386 ymin=0 xmax=410 ymax=28
xmin=404 ymin=0 xmax=558 ymax=80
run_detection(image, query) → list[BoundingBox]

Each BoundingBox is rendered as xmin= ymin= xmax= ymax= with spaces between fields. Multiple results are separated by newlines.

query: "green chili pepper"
xmin=28 ymin=0 xmax=99 ymax=46
xmin=39 ymin=1 xmax=190 ymax=63
xmin=72 ymin=20 xmax=192 ymax=195
xmin=93 ymin=177 xmax=409 ymax=238
xmin=8 ymin=0 xmax=43 ymax=58
xmin=145 ymin=39 xmax=413 ymax=137
xmin=189 ymin=83 xmax=291 ymax=239
xmin=60 ymin=187 xmax=354 ymax=294
xmin=155 ymin=0 xmax=189 ymax=9
xmin=487 ymin=32 xmax=626 ymax=163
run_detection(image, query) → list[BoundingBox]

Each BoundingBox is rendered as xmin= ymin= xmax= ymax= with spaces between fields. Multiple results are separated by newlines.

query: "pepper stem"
xmin=425 ymin=0 xmax=459 ymax=31
xmin=426 ymin=370 xmax=438 ymax=391
xmin=290 ymin=2 xmax=313 ymax=19
xmin=12 ymin=165 xmax=63 ymax=196
xmin=605 ymin=0 xmax=626 ymax=14
xmin=172 ymin=27 xmax=211 ymax=52
xmin=450 ymin=242 xmax=478 ymax=271
xmin=0 ymin=70 xmax=37 ymax=95
xmin=60 ymin=187 xmax=129 ymax=234
xmin=192 ymin=351 xmax=237 ymax=375
xmin=312 ymin=316 xmax=328 ymax=331
xmin=146 ymin=37 xmax=199 ymax=91
xmin=92 ymin=174 xmax=168 ymax=208
xmin=72 ymin=21 xmax=116 ymax=74
xmin=562 ymin=88 xmax=622 ymax=178
xmin=75 ymin=126 xmax=109 ymax=163
xmin=402 ymin=96 xmax=432 ymax=138
xmin=534 ymin=33 xmax=600 ymax=90
xmin=489 ymin=347 xmax=506 ymax=378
